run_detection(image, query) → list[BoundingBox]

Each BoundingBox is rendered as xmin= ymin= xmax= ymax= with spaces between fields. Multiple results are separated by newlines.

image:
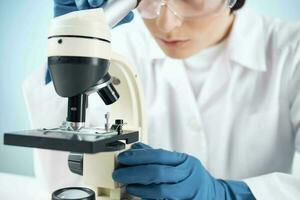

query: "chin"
xmin=161 ymin=48 xmax=196 ymax=59
xmin=157 ymin=42 xmax=200 ymax=59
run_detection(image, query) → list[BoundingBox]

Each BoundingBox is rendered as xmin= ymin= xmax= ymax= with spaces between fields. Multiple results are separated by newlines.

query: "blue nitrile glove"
xmin=113 ymin=143 xmax=256 ymax=200
xmin=53 ymin=0 xmax=134 ymax=24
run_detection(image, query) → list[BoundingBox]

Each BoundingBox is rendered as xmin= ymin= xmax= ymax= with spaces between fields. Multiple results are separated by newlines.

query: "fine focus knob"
xmin=68 ymin=153 xmax=84 ymax=176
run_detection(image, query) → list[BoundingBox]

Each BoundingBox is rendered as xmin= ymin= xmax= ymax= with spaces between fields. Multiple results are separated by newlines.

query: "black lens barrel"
xmin=67 ymin=94 xmax=88 ymax=123
xmin=97 ymin=82 xmax=120 ymax=105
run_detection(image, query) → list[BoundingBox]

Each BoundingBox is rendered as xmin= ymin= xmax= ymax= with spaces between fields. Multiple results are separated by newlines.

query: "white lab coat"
xmin=23 ymin=9 xmax=300 ymax=199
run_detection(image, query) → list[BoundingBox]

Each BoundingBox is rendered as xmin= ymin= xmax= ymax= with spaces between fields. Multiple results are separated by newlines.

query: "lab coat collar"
xmin=148 ymin=9 xmax=267 ymax=72
xmin=227 ymin=9 xmax=267 ymax=71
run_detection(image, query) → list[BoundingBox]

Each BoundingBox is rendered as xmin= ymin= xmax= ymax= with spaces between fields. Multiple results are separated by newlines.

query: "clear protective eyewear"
xmin=138 ymin=0 xmax=237 ymax=19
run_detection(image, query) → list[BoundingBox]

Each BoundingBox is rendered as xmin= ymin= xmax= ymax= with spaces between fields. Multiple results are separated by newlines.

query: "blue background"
xmin=0 ymin=0 xmax=300 ymax=177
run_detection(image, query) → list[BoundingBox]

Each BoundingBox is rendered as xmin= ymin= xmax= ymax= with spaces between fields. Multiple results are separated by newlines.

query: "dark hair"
xmin=231 ymin=0 xmax=246 ymax=11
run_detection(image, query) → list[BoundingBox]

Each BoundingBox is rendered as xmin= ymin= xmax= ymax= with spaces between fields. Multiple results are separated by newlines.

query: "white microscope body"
xmin=48 ymin=1 xmax=146 ymax=199
xmin=3 ymin=1 xmax=145 ymax=200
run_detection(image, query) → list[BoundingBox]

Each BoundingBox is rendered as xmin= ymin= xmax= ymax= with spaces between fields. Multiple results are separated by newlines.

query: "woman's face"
xmin=141 ymin=3 xmax=235 ymax=59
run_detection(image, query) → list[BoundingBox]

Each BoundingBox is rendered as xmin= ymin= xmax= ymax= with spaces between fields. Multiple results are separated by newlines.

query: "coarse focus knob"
xmin=68 ymin=153 xmax=83 ymax=176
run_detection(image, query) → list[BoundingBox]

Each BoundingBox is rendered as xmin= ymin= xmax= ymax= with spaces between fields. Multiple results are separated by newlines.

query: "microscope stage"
xmin=4 ymin=128 xmax=139 ymax=153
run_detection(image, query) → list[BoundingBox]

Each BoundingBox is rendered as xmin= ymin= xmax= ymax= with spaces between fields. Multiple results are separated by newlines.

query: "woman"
xmin=23 ymin=0 xmax=300 ymax=199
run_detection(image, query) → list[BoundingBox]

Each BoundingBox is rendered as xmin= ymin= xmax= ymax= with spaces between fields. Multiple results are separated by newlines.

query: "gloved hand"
xmin=53 ymin=0 xmax=134 ymax=25
xmin=113 ymin=143 xmax=256 ymax=200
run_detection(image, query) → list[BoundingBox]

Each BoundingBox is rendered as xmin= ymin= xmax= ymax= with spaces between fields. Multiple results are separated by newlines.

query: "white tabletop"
xmin=0 ymin=172 xmax=48 ymax=200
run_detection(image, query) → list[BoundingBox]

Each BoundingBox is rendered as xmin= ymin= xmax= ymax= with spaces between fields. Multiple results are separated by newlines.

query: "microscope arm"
xmin=83 ymin=52 xmax=147 ymax=200
xmin=109 ymin=52 xmax=147 ymax=142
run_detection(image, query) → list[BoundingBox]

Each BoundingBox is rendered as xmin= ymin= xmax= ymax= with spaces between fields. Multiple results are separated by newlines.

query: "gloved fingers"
xmin=56 ymin=0 xmax=134 ymax=25
xmin=117 ymin=148 xmax=187 ymax=166
xmin=75 ymin=0 xmax=90 ymax=10
xmin=54 ymin=0 xmax=75 ymax=6
xmin=113 ymin=164 xmax=188 ymax=185
xmin=131 ymin=142 xmax=152 ymax=149
xmin=54 ymin=3 xmax=78 ymax=17
xmin=126 ymin=183 xmax=192 ymax=199
xmin=116 ymin=12 xmax=135 ymax=26
xmin=88 ymin=0 xmax=106 ymax=8
xmin=76 ymin=0 xmax=106 ymax=10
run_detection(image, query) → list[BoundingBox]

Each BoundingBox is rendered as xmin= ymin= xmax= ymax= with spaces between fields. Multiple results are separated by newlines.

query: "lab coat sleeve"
xmin=292 ymin=43 xmax=300 ymax=167
xmin=22 ymin=65 xmax=83 ymax=198
xmin=244 ymin=42 xmax=300 ymax=200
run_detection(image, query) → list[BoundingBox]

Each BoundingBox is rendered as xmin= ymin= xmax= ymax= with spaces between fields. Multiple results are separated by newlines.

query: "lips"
xmin=157 ymin=37 xmax=190 ymax=47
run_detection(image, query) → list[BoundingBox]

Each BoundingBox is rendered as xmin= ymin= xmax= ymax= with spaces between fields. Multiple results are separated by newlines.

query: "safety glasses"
xmin=138 ymin=0 xmax=237 ymax=19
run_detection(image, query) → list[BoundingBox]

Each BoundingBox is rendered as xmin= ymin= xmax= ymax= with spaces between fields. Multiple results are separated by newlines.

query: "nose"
xmin=156 ymin=4 xmax=182 ymax=33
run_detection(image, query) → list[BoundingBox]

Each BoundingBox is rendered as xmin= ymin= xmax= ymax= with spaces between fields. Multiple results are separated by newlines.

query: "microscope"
xmin=4 ymin=0 xmax=146 ymax=199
